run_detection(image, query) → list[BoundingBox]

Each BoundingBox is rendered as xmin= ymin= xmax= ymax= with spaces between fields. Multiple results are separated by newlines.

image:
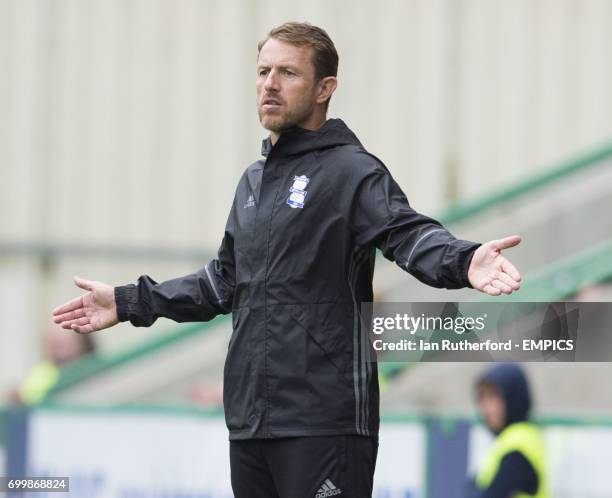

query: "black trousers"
xmin=230 ymin=435 xmax=379 ymax=498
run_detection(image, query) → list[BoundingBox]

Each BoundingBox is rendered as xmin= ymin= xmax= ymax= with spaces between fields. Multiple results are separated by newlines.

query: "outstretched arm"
xmin=351 ymin=157 xmax=521 ymax=295
xmin=53 ymin=204 xmax=237 ymax=331
xmin=113 ymin=255 xmax=234 ymax=327
xmin=52 ymin=256 xmax=234 ymax=332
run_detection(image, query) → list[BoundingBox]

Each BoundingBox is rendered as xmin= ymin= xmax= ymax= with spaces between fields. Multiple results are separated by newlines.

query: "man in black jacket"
xmin=53 ymin=22 xmax=522 ymax=498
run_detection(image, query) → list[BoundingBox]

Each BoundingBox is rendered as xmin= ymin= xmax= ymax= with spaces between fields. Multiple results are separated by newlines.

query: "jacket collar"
xmin=260 ymin=118 xmax=361 ymax=158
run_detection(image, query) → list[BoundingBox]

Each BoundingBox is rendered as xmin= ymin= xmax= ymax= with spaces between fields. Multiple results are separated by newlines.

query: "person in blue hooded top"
xmin=464 ymin=362 xmax=549 ymax=498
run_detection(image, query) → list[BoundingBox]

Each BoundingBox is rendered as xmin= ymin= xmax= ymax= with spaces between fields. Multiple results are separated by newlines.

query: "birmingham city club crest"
xmin=287 ymin=175 xmax=310 ymax=209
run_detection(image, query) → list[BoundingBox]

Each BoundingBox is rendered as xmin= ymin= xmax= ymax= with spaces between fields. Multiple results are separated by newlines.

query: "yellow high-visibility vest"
xmin=476 ymin=422 xmax=549 ymax=498
xmin=19 ymin=360 xmax=60 ymax=405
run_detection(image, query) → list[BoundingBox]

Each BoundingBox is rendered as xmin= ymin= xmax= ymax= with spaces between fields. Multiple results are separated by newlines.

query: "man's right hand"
xmin=52 ymin=276 xmax=119 ymax=334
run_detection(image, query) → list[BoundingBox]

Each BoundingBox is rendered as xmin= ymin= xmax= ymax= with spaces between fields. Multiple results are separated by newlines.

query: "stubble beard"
xmin=258 ymin=98 xmax=316 ymax=134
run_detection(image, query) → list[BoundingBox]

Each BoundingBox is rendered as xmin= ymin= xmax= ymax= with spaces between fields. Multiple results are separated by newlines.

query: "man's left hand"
xmin=468 ymin=235 xmax=522 ymax=296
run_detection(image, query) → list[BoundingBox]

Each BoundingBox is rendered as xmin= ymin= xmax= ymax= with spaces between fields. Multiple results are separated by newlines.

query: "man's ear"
xmin=316 ymin=76 xmax=338 ymax=105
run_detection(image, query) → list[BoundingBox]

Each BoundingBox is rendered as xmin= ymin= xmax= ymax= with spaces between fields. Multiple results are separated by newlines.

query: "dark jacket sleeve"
xmin=482 ymin=451 xmax=538 ymax=498
xmin=350 ymin=159 xmax=481 ymax=289
xmin=462 ymin=452 xmax=538 ymax=498
xmin=114 ymin=207 xmax=236 ymax=327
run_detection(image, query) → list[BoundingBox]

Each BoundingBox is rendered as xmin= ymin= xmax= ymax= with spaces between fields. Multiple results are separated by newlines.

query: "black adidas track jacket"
xmin=114 ymin=118 xmax=481 ymax=440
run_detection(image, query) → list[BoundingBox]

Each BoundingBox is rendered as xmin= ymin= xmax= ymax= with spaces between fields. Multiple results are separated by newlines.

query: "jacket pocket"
xmin=285 ymin=302 xmax=353 ymax=377
xmin=223 ymin=305 xmax=261 ymax=433
xmin=267 ymin=302 xmax=356 ymax=429
xmin=228 ymin=307 xmax=241 ymax=351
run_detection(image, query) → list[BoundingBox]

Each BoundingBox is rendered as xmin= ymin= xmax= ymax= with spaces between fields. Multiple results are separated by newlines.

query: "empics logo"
xmin=315 ymin=478 xmax=342 ymax=497
xmin=287 ymin=175 xmax=310 ymax=209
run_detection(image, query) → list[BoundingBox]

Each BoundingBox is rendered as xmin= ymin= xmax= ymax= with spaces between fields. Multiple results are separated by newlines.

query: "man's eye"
xmin=259 ymin=69 xmax=269 ymax=76
xmin=283 ymin=69 xmax=294 ymax=75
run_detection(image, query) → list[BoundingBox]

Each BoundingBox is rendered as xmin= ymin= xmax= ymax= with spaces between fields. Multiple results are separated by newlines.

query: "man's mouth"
xmin=262 ymin=98 xmax=282 ymax=109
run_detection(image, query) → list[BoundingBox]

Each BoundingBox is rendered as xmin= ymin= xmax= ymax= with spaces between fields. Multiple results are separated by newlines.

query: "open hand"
xmin=468 ymin=235 xmax=522 ymax=296
xmin=52 ymin=276 xmax=119 ymax=333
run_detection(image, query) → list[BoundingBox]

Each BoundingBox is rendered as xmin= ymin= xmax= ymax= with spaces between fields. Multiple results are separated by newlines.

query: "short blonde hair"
xmin=258 ymin=22 xmax=339 ymax=109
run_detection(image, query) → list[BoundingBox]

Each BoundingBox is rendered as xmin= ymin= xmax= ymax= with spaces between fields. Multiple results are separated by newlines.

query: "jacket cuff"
xmin=114 ymin=284 xmax=138 ymax=322
xmin=459 ymin=241 xmax=481 ymax=289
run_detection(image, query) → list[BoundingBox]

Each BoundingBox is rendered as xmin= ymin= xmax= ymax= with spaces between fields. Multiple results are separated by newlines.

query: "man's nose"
xmin=264 ymin=70 xmax=280 ymax=92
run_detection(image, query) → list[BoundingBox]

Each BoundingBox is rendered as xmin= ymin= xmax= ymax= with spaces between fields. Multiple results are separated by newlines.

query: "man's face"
xmin=256 ymin=38 xmax=318 ymax=133
xmin=477 ymin=383 xmax=506 ymax=432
